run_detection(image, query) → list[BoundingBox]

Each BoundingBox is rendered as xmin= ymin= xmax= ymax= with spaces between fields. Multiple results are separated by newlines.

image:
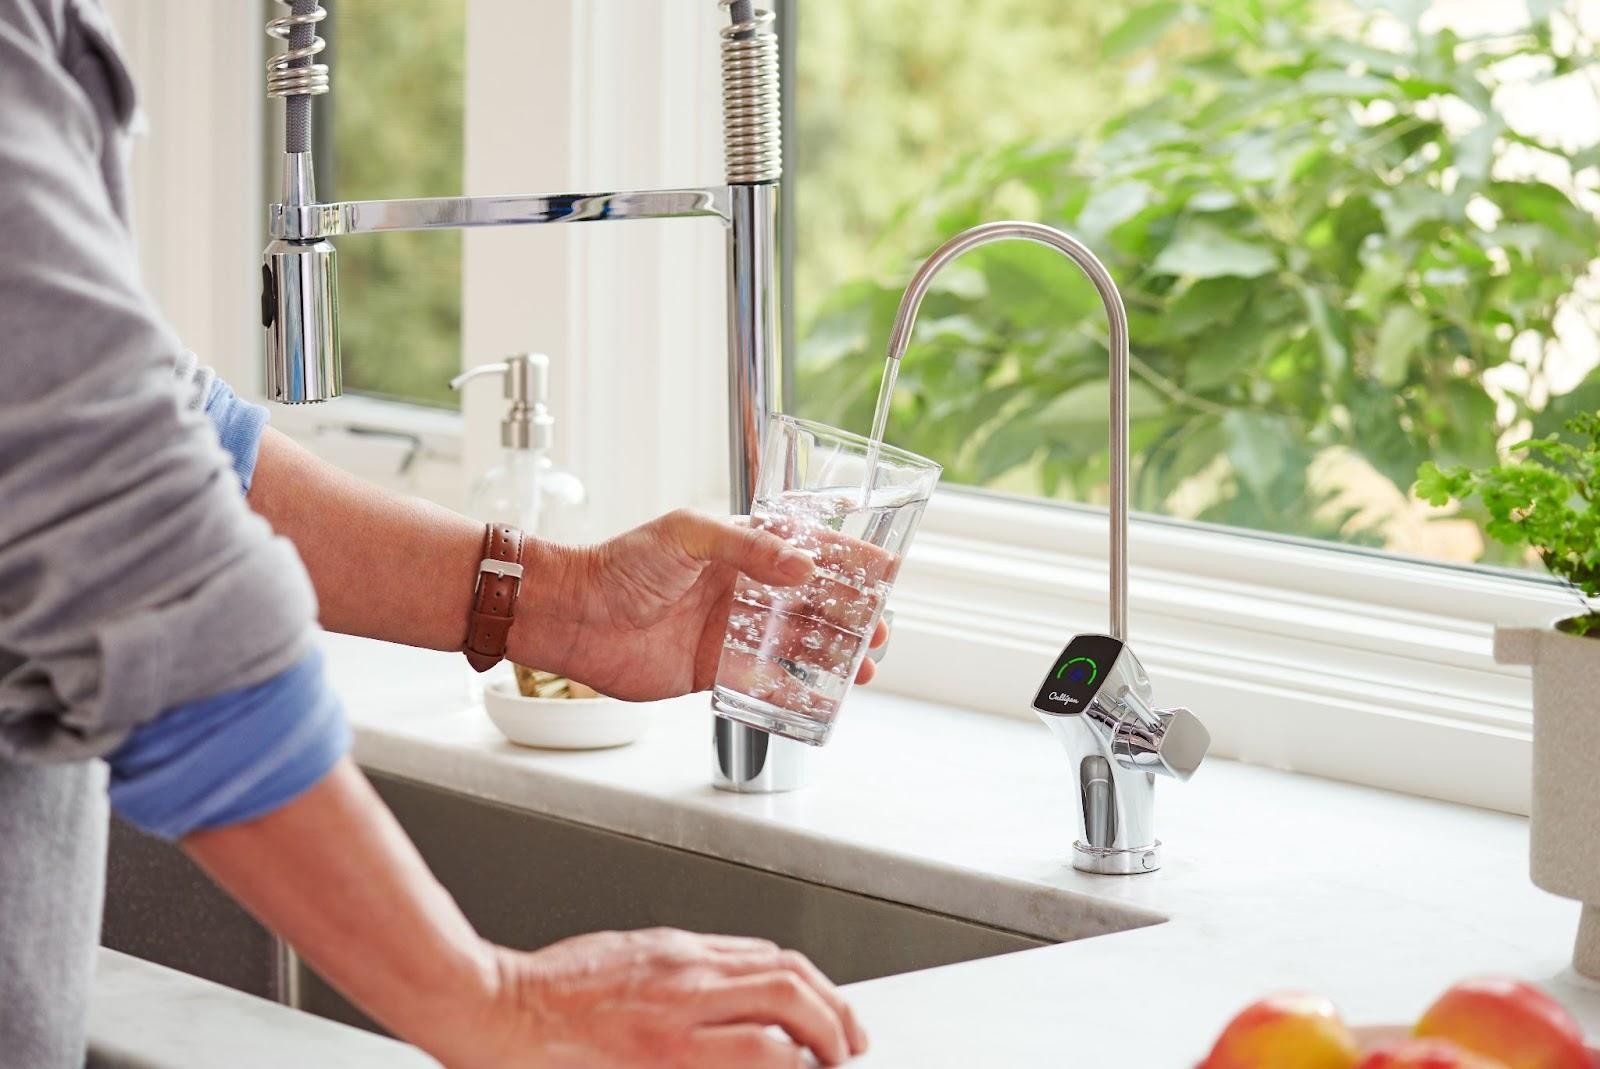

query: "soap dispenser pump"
xmin=450 ymin=353 xmax=585 ymax=544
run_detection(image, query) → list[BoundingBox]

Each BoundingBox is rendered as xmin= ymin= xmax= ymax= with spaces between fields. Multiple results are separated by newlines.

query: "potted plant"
xmin=1416 ymin=413 xmax=1600 ymax=978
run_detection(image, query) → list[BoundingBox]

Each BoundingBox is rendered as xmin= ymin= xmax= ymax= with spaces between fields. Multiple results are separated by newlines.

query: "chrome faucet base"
xmin=1073 ymin=841 xmax=1161 ymax=875
xmin=712 ymin=716 xmax=808 ymax=793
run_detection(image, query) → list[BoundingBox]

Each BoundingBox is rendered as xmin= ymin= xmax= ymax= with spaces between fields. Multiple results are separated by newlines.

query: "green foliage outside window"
xmin=324 ymin=0 xmax=465 ymax=408
xmin=794 ymin=0 xmax=1600 ymax=561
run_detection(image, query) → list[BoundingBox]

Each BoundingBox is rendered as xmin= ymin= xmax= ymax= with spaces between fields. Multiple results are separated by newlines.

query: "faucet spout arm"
xmin=269 ymin=187 xmax=733 ymax=242
xmin=880 ymin=221 xmax=1130 ymax=641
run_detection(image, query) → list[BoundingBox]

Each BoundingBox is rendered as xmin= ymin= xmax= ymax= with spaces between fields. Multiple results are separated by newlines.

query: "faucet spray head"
xmin=262 ymin=4 xmax=340 ymax=403
xmin=262 ymin=233 xmax=340 ymax=403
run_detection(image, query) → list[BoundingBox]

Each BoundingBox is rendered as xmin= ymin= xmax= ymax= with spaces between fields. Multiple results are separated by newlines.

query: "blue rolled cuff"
xmin=204 ymin=376 xmax=270 ymax=493
xmin=107 ymin=647 xmax=350 ymax=840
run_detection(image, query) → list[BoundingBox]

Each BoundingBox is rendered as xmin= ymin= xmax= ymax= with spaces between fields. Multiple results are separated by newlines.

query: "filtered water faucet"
xmin=883 ymin=221 xmax=1210 ymax=873
xmin=259 ymin=0 xmax=805 ymax=792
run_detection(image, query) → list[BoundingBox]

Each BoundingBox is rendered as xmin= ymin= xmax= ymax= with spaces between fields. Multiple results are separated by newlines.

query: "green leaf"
xmin=1378 ymin=186 xmax=1467 ymax=238
xmin=976 ymin=242 xmax=1100 ymax=331
xmin=1151 ymin=225 xmax=1279 ymax=280
xmin=1300 ymin=288 xmax=1349 ymax=380
xmin=1535 ymin=376 xmax=1600 ymax=438
xmin=1352 ymin=249 xmax=1408 ymax=312
xmin=1160 ymin=277 xmax=1253 ymax=341
xmin=1228 ymin=132 xmax=1282 ymax=183
xmin=1103 ymin=2 xmax=1185 ymax=59
xmin=1455 ymin=120 xmax=1499 ymax=186
xmin=1187 ymin=190 xmax=1240 ymax=212
xmin=926 ymin=262 xmax=988 ymax=301
xmin=914 ymin=314 xmax=991 ymax=347
xmin=1036 ymin=379 xmax=1162 ymax=431
xmin=1372 ymin=305 xmax=1430 ymax=387
xmin=1223 ymin=411 xmax=1294 ymax=497
xmin=1413 ymin=461 xmax=1460 ymax=505
xmin=1493 ymin=180 xmax=1583 ymax=229
xmin=1076 ymin=181 xmax=1154 ymax=239
xmin=974 ymin=418 xmax=1044 ymax=482
xmin=1297 ymin=71 xmax=1399 ymax=101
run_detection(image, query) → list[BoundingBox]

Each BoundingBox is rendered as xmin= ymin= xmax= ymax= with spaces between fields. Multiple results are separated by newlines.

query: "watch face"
xmin=1032 ymin=634 xmax=1124 ymax=716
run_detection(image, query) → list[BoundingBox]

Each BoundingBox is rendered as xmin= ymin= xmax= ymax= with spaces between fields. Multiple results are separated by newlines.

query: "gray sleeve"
xmin=0 ymin=3 xmax=319 ymax=762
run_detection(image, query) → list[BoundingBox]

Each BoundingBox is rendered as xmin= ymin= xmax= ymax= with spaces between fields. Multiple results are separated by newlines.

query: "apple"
xmin=1415 ymin=978 xmax=1589 ymax=1069
xmin=1358 ymin=1038 xmax=1508 ymax=1068
xmin=1200 ymin=992 xmax=1362 ymax=1069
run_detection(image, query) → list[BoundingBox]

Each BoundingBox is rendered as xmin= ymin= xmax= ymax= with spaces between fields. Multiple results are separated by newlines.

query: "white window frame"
xmin=889 ymin=491 xmax=1568 ymax=816
xmin=118 ymin=1 xmax=1563 ymax=816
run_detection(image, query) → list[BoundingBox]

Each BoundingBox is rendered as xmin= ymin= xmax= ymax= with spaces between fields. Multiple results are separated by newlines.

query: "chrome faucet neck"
xmin=885 ymin=221 xmax=1207 ymax=874
xmin=882 ymin=221 xmax=1129 ymax=640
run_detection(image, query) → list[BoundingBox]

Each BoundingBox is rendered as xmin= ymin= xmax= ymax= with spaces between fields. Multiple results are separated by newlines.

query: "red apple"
xmin=1358 ymin=1038 xmax=1507 ymax=1068
xmin=1415 ymin=978 xmax=1589 ymax=1069
xmin=1201 ymin=992 xmax=1362 ymax=1068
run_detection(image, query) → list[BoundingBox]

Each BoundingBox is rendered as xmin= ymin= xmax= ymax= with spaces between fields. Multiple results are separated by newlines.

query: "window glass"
xmin=309 ymin=0 xmax=465 ymax=408
xmin=791 ymin=0 xmax=1600 ymax=569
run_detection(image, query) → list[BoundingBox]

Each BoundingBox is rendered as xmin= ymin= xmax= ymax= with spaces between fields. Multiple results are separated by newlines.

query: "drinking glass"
xmin=711 ymin=415 xmax=941 ymax=745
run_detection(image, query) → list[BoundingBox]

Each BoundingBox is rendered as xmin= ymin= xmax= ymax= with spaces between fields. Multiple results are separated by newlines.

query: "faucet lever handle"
xmin=1113 ymin=705 xmax=1209 ymax=782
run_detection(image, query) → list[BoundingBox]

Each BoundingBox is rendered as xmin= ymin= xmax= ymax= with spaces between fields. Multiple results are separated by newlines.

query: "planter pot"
xmin=1496 ymin=622 xmax=1600 ymax=980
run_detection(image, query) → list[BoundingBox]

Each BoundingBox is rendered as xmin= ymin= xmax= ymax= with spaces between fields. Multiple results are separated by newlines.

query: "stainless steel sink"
xmin=297 ymin=773 xmax=1068 ymax=1032
xmin=105 ymin=769 xmax=1158 ymax=1040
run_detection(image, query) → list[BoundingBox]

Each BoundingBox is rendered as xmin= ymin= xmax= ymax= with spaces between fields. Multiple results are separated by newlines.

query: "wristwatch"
xmin=463 ymin=523 xmax=526 ymax=673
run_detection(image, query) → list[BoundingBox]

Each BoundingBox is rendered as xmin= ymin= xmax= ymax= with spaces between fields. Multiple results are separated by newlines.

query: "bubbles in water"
xmin=713 ymin=488 xmax=912 ymax=731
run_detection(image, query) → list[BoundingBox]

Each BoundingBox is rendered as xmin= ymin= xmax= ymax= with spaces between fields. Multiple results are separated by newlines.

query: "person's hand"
xmin=516 ymin=510 xmax=890 ymax=702
xmin=455 ymin=928 xmax=868 ymax=1069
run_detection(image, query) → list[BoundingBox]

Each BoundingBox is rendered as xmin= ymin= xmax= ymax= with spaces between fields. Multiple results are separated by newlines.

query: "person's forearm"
xmin=183 ymin=758 xmax=498 ymax=1060
xmin=248 ymin=428 xmax=576 ymax=654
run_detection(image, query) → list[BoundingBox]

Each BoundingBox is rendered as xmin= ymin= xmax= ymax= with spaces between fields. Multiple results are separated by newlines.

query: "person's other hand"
xmin=459 ymin=928 xmax=868 ymax=1069
xmin=517 ymin=509 xmax=890 ymax=701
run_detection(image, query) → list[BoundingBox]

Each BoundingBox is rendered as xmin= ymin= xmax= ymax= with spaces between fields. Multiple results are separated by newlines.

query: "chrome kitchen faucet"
xmin=883 ymin=222 xmax=1211 ymax=873
xmin=259 ymin=0 xmax=804 ymax=792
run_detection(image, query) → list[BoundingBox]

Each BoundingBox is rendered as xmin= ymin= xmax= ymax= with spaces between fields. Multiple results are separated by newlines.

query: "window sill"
xmin=872 ymin=490 xmax=1571 ymax=815
xmin=266 ymin=393 xmax=466 ymax=508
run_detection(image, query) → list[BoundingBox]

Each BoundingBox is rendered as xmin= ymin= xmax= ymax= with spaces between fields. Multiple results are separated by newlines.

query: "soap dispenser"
xmin=450 ymin=353 xmax=586 ymax=544
xmin=452 ymin=353 xmax=586 ymax=704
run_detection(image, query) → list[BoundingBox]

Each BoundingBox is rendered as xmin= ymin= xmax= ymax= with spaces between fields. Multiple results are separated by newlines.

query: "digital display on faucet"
xmin=1032 ymin=634 xmax=1125 ymax=716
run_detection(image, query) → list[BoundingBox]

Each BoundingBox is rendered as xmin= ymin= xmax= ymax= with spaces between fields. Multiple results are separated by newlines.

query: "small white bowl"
xmin=483 ymin=679 xmax=649 ymax=750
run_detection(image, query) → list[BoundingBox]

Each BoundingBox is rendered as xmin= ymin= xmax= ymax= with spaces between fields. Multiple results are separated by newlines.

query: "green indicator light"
xmin=1057 ymin=656 xmax=1097 ymax=685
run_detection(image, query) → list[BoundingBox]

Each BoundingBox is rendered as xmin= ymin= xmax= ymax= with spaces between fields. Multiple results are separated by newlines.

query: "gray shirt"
xmin=0 ymin=0 xmax=316 ymax=760
xmin=1 ymin=1 xmax=319 ymax=1063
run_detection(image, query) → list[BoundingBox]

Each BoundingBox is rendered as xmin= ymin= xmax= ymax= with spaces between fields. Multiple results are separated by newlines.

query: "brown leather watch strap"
xmin=463 ymin=523 xmax=526 ymax=673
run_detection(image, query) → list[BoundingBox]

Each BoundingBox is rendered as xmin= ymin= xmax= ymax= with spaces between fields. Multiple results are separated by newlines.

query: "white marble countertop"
xmin=323 ymin=632 xmax=1599 ymax=1066
xmin=90 ymin=950 xmax=433 ymax=1069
